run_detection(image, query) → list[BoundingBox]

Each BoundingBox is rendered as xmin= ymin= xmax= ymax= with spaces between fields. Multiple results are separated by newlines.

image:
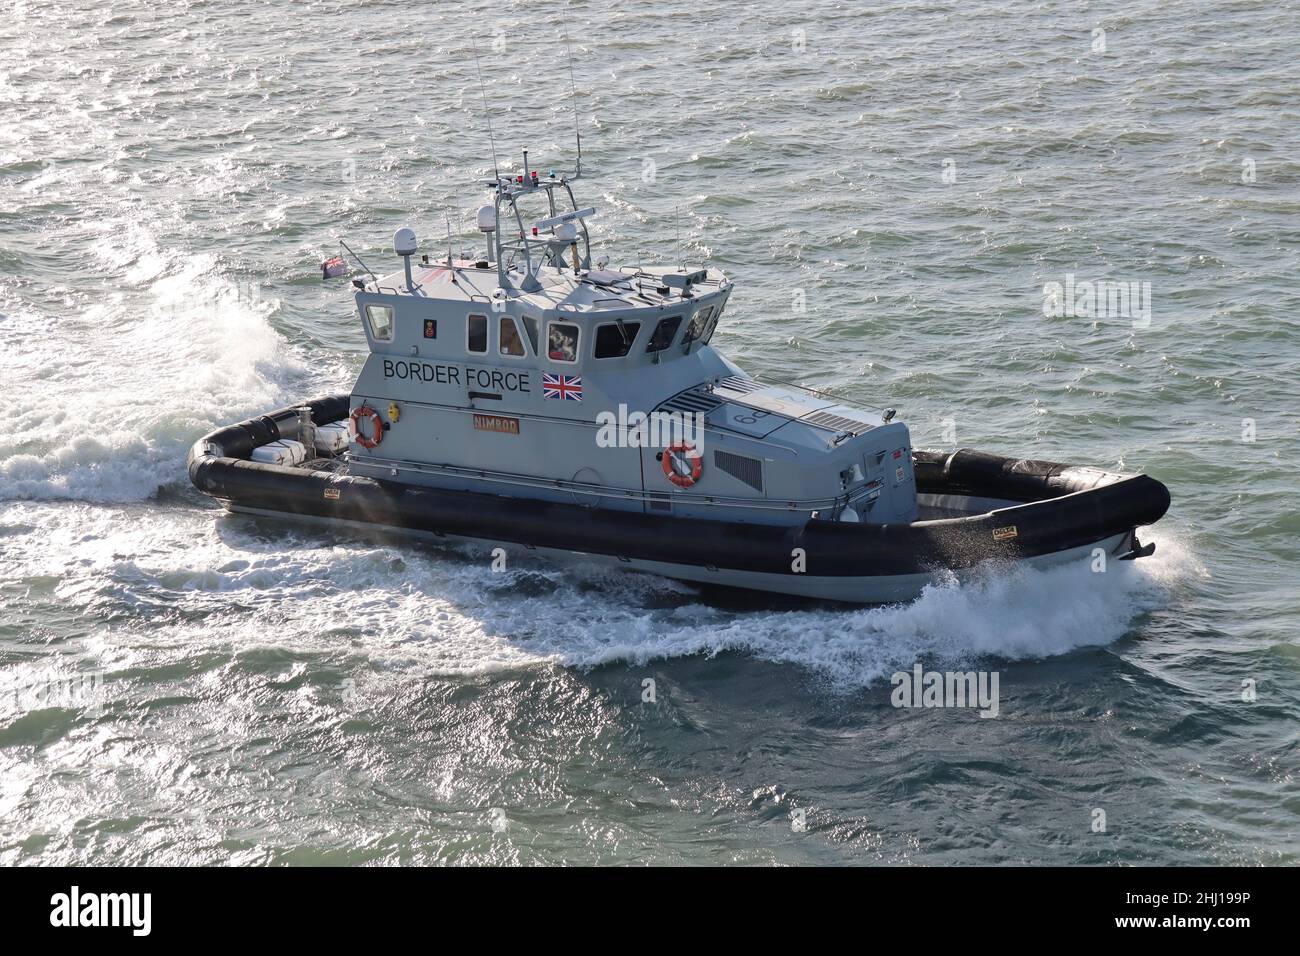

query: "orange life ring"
xmin=661 ymin=441 xmax=702 ymax=488
xmin=350 ymin=405 xmax=384 ymax=449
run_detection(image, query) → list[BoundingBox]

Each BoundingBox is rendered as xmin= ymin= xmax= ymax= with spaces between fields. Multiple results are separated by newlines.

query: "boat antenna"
xmin=563 ymin=28 xmax=582 ymax=179
xmin=676 ymin=205 xmax=684 ymax=270
xmin=471 ymin=36 xmax=501 ymax=183
xmin=339 ymin=238 xmax=377 ymax=282
xmin=445 ymin=211 xmax=454 ymax=267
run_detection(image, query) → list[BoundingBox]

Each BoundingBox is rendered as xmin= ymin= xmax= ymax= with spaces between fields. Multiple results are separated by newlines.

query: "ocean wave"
xmin=0 ymin=503 xmax=1193 ymax=691
xmin=0 ymin=253 xmax=314 ymax=503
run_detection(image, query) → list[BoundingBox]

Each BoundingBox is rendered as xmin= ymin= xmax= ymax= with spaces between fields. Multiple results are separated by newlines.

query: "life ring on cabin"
xmin=661 ymin=441 xmax=702 ymax=488
xmin=350 ymin=405 xmax=384 ymax=449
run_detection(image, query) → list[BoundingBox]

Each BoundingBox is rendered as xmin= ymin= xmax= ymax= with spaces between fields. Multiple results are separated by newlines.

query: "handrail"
xmin=353 ymin=451 xmax=842 ymax=513
xmin=747 ymin=372 xmax=856 ymax=405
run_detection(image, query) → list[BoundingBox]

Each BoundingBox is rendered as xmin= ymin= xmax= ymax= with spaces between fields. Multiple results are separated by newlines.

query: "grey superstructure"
xmin=349 ymin=168 xmax=916 ymax=527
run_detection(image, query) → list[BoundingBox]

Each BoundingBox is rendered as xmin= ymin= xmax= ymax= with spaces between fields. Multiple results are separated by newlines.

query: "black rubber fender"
xmin=187 ymin=399 xmax=1171 ymax=579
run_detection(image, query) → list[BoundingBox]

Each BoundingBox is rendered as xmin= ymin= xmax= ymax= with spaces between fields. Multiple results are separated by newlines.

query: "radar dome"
xmin=394 ymin=228 xmax=418 ymax=257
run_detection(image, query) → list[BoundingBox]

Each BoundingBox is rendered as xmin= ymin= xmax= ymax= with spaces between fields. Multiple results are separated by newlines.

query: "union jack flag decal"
xmin=542 ymin=373 xmax=583 ymax=401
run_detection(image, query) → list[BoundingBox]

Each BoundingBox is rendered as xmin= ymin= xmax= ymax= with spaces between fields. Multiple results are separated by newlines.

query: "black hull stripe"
xmin=188 ymin=396 xmax=1171 ymax=578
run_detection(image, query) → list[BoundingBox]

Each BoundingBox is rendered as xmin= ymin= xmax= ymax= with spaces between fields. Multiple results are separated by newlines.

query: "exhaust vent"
xmin=715 ymin=450 xmax=764 ymax=492
xmin=715 ymin=375 xmax=764 ymax=395
xmin=803 ymin=410 xmax=873 ymax=436
xmin=658 ymin=391 xmax=722 ymax=415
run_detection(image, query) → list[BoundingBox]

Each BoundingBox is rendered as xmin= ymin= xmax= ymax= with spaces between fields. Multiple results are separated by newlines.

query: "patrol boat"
xmin=188 ymin=162 xmax=1170 ymax=604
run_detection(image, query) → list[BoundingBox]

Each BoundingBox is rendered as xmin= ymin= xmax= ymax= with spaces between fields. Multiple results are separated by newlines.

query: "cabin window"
xmin=646 ymin=315 xmax=682 ymax=353
xmin=594 ymin=320 xmax=641 ymax=358
xmin=522 ymin=315 xmax=541 ymax=355
xmin=365 ymin=304 xmax=394 ymax=342
xmin=683 ymin=306 xmax=712 ymax=349
xmin=702 ymin=303 xmax=724 ymax=343
xmin=547 ymin=322 xmax=580 ymax=363
xmin=467 ymin=313 xmax=488 ymax=354
xmin=499 ymin=316 xmax=526 ymax=357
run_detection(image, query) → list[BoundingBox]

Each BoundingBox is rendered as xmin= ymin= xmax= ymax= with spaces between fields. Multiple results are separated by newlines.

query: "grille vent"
xmin=715 ymin=376 xmax=763 ymax=394
xmin=803 ymin=410 xmax=873 ymax=436
xmin=657 ymin=391 xmax=722 ymax=415
xmin=714 ymin=450 xmax=764 ymax=492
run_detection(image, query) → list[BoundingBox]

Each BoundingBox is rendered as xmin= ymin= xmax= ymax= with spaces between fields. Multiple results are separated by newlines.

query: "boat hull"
xmin=187 ymin=396 xmax=1171 ymax=604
